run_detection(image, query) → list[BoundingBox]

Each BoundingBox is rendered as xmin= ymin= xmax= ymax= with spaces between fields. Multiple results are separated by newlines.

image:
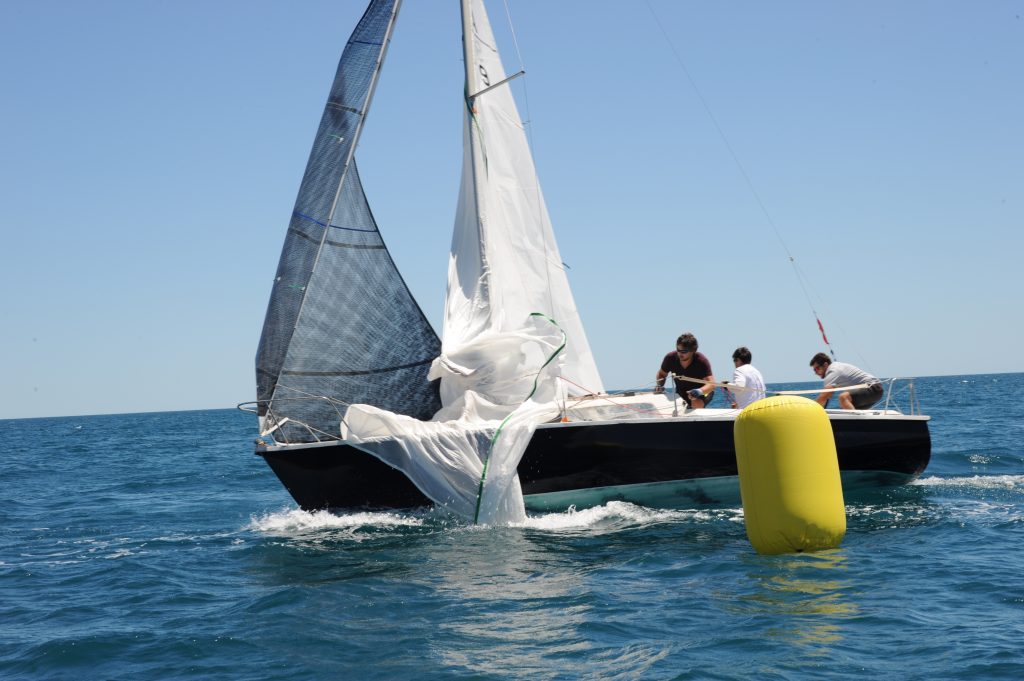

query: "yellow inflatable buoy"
xmin=734 ymin=395 xmax=846 ymax=555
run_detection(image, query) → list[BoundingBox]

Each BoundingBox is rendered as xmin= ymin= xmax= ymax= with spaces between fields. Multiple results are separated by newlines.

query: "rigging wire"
xmin=643 ymin=0 xmax=838 ymax=361
xmin=501 ymin=0 xmax=527 ymax=69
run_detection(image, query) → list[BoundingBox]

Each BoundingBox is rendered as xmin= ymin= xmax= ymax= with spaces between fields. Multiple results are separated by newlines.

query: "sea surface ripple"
xmin=2 ymin=373 xmax=1023 ymax=679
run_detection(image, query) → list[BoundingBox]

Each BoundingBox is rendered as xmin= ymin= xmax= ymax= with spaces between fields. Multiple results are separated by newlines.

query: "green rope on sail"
xmin=472 ymin=313 xmax=566 ymax=524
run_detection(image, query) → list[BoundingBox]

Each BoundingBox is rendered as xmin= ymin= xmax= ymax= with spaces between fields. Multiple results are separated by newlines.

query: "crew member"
xmin=655 ymin=332 xmax=717 ymax=408
xmin=728 ymin=346 xmax=766 ymax=409
xmin=810 ymin=352 xmax=883 ymax=410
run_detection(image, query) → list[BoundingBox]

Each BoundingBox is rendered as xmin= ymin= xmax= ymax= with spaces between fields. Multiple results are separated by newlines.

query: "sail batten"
xmin=282 ymin=357 xmax=436 ymax=378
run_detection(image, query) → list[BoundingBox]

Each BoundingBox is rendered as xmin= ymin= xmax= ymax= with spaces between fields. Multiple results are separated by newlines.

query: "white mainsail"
xmin=346 ymin=0 xmax=602 ymax=525
xmin=441 ymin=0 xmax=604 ymax=398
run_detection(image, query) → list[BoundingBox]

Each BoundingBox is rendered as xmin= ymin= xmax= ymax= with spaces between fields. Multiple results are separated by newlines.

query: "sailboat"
xmin=243 ymin=0 xmax=930 ymax=520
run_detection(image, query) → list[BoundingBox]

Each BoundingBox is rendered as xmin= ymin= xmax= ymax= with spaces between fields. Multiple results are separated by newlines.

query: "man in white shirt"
xmin=728 ymin=346 xmax=766 ymax=409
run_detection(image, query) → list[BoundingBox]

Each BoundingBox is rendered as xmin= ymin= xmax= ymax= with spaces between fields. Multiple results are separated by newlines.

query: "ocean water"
xmin=2 ymin=373 xmax=1023 ymax=680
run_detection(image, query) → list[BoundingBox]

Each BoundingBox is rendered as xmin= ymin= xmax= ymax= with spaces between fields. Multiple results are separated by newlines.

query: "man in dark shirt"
xmin=654 ymin=332 xmax=717 ymax=408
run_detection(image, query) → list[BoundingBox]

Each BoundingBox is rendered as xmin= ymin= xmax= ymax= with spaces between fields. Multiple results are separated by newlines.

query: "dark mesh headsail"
xmin=256 ymin=0 xmax=441 ymax=443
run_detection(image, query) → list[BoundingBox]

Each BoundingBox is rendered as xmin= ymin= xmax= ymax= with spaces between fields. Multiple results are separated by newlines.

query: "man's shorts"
xmin=851 ymin=382 xmax=884 ymax=410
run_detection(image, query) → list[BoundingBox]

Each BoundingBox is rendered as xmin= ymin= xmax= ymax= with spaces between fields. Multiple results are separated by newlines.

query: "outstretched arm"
xmin=654 ymin=368 xmax=668 ymax=393
xmin=687 ymin=374 xmax=717 ymax=404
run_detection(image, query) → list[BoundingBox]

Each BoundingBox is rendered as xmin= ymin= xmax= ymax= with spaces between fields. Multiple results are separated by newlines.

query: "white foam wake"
xmin=521 ymin=501 xmax=742 ymax=531
xmin=913 ymin=474 xmax=1024 ymax=489
xmin=248 ymin=507 xmax=425 ymax=535
xmin=246 ymin=501 xmax=743 ymax=537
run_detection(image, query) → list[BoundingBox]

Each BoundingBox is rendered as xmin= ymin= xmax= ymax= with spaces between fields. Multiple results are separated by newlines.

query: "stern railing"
xmin=880 ymin=377 xmax=923 ymax=415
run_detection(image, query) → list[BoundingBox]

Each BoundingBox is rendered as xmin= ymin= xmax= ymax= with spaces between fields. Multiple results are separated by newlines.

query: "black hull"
xmin=258 ymin=415 xmax=931 ymax=512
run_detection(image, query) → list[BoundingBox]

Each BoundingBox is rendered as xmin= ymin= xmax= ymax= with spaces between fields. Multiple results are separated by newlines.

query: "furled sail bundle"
xmin=255 ymin=0 xmax=441 ymax=443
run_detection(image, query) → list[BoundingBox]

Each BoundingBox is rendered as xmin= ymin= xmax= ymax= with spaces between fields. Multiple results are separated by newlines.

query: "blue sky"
xmin=2 ymin=1 xmax=1021 ymax=419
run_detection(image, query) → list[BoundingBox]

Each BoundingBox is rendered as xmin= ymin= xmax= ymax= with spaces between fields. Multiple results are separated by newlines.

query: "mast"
xmin=459 ymin=0 xmax=485 ymax=286
xmin=460 ymin=0 xmax=475 ymax=90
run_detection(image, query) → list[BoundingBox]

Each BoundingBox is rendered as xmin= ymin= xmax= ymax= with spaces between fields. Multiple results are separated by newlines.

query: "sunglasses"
xmin=677 ymin=347 xmax=695 ymax=354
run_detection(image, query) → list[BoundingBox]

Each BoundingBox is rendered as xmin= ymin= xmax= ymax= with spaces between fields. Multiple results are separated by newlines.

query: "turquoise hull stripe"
xmin=523 ymin=470 xmax=919 ymax=512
